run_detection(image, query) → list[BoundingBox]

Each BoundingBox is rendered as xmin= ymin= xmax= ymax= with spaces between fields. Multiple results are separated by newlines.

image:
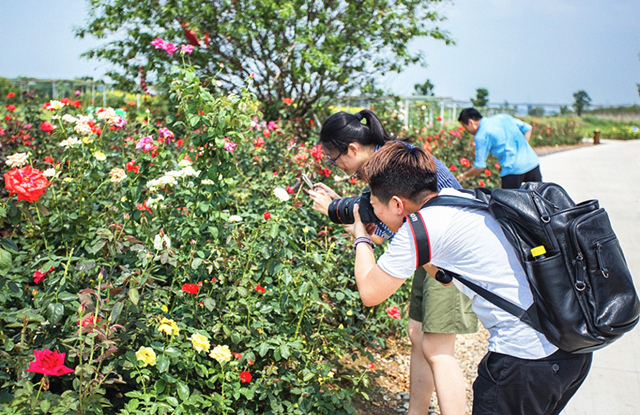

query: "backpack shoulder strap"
xmin=406 ymin=194 xmax=488 ymax=268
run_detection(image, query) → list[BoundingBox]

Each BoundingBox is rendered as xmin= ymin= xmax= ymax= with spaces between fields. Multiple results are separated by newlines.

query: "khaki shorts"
xmin=409 ymin=267 xmax=478 ymax=334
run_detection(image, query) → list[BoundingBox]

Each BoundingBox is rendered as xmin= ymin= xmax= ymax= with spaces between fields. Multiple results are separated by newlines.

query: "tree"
xmin=471 ymin=88 xmax=489 ymax=107
xmin=572 ymin=90 xmax=592 ymax=116
xmin=76 ymin=0 xmax=452 ymax=121
xmin=414 ymin=79 xmax=435 ymax=96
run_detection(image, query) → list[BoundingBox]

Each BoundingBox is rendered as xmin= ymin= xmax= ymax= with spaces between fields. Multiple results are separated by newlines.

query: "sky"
xmin=0 ymin=0 xmax=638 ymax=106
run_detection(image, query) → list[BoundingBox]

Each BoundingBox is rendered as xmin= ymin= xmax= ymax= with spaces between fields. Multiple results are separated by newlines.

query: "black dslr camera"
xmin=327 ymin=187 xmax=380 ymax=224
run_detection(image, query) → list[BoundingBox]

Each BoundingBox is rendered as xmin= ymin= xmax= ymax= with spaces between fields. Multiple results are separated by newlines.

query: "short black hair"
xmin=358 ymin=142 xmax=437 ymax=204
xmin=458 ymin=108 xmax=483 ymax=124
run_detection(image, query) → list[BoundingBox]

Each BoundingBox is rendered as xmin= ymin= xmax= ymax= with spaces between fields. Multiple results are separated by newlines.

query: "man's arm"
xmin=524 ymin=129 xmax=532 ymax=142
xmin=457 ymin=167 xmax=484 ymax=184
xmin=354 ymin=245 xmax=406 ymax=306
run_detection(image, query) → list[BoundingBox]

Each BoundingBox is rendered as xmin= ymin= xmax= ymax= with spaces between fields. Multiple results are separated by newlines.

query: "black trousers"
xmin=501 ymin=165 xmax=542 ymax=189
xmin=472 ymin=349 xmax=592 ymax=415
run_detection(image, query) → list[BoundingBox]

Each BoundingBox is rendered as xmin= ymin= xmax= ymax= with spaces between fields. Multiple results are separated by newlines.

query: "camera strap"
xmin=406 ymin=212 xmax=431 ymax=268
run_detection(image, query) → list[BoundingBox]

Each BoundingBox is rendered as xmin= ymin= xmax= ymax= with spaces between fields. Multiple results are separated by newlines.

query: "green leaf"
xmin=0 ymin=249 xmax=11 ymax=272
xmin=156 ymin=355 xmax=169 ymax=373
xmin=203 ymin=298 xmax=215 ymax=311
xmin=128 ymin=288 xmax=139 ymax=305
xmin=76 ymin=260 xmax=97 ymax=271
xmin=176 ymin=381 xmax=190 ymax=401
xmin=46 ymin=303 xmax=65 ymax=325
xmin=280 ymin=344 xmax=290 ymax=359
xmin=258 ymin=342 xmax=270 ymax=357
xmin=191 ymin=258 xmax=203 ymax=270
xmin=154 ymin=379 xmax=166 ymax=395
xmin=109 ymin=301 xmax=124 ymax=323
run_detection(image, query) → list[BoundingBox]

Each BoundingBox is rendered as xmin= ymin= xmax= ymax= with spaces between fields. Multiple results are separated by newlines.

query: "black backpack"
xmin=407 ymin=182 xmax=640 ymax=353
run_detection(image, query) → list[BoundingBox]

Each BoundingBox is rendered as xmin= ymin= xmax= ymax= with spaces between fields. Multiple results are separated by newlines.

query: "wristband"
xmin=354 ymin=237 xmax=375 ymax=250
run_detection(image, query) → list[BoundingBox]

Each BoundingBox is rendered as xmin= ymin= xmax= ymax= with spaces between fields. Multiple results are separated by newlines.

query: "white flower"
xmin=62 ymin=114 xmax=77 ymax=124
xmin=209 ymin=345 xmax=232 ymax=365
xmin=48 ymin=100 xmax=65 ymax=110
xmin=147 ymin=194 xmax=165 ymax=208
xmin=165 ymin=170 xmax=183 ymax=179
xmin=109 ymin=167 xmax=126 ymax=184
xmin=201 ymin=179 xmax=214 ymax=185
xmin=59 ymin=137 xmax=81 ymax=147
xmin=5 ymin=152 xmax=30 ymax=168
xmin=178 ymin=159 xmax=192 ymax=168
xmin=273 ymin=187 xmax=290 ymax=202
xmin=74 ymin=122 xmax=93 ymax=136
xmin=181 ymin=166 xmax=199 ymax=177
xmin=153 ymin=233 xmax=171 ymax=250
xmin=97 ymin=108 xmax=121 ymax=126
xmin=228 ymin=215 xmax=243 ymax=223
xmin=43 ymin=168 xmax=57 ymax=178
xmin=147 ymin=175 xmax=177 ymax=189
xmin=76 ymin=115 xmax=95 ymax=124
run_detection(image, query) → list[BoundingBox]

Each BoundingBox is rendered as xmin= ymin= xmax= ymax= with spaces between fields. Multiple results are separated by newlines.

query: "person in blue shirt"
xmin=457 ymin=108 xmax=542 ymax=189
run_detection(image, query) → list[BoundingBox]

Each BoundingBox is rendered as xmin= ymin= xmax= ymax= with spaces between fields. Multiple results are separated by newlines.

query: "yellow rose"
xmin=135 ymin=346 xmax=157 ymax=367
xmin=209 ymin=345 xmax=232 ymax=365
xmin=161 ymin=305 xmax=168 ymax=313
xmin=190 ymin=333 xmax=210 ymax=353
xmin=93 ymin=151 xmax=106 ymax=161
xmin=157 ymin=317 xmax=180 ymax=336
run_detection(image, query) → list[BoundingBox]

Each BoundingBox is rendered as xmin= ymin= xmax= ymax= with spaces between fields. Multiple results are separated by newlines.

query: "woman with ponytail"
xmin=308 ymin=110 xmax=477 ymax=415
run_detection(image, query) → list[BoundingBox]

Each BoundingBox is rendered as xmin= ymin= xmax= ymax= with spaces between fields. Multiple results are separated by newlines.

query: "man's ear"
xmin=391 ymin=196 xmax=405 ymax=216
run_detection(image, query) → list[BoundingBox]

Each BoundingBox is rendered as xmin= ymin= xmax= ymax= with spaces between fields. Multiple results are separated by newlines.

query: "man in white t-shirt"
xmin=349 ymin=142 xmax=592 ymax=414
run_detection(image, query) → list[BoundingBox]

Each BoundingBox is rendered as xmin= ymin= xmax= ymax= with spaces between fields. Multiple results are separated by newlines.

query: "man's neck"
xmin=404 ymin=191 xmax=439 ymax=214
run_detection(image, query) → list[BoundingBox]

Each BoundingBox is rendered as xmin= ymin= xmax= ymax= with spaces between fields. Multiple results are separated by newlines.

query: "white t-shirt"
xmin=378 ymin=188 xmax=557 ymax=359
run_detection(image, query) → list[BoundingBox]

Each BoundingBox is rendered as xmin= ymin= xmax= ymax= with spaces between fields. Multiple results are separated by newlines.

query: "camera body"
xmin=327 ymin=187 xmax=380 ymax=224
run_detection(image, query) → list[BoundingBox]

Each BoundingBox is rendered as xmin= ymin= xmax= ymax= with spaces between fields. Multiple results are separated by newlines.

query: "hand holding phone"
xmin=302 ymin=173 xmax=314 ymax=189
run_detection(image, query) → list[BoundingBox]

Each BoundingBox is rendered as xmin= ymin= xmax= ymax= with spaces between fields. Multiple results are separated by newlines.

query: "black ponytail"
xmin=318 ymin=109 xmax=406 ymax=154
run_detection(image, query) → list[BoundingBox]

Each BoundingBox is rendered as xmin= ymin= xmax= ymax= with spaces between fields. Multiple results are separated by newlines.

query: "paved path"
xmin=538 ymin=140 xmax=640 ymax=415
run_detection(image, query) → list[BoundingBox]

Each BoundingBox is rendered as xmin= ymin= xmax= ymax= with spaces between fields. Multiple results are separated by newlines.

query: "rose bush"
xmin=0 ymin=62 xmax=414 ymax=414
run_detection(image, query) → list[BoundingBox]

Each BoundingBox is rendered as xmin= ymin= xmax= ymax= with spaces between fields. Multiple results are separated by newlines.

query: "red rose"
xmin=233 ymin=352 xmax=242 ymax=360
xmin=7 ymin=92 xmax=15 ymax=98
xmin=263 ymin=212 xmax=271 ymax=220
xmin=386 ymin=306 xmax=401 ymax=319
xmin=6 ymin=105 xmax=16 ymax=112
xmin=44 ymin=156 xmax=54 ymax=164
xmin=239 ymin=370 xmax=252 ymax=383
xmin=460 ymin=157 xmax=470 ymax=168
xmin=365 ymin=363 xmax=375 ymax=369
xmin=77 ymin=315 xmax=103 ymax=327
xmin=4 ymin=166 xmax=50 ymax=203
xmin=286 ymin=185 xmax=294 ymax=194
xmin=310 ymin=144 xmax=324 ymax=162
xmin=182 ymin=283 xmax=200 ymax=295
xmin=283 ymin=97 xmax=294 ymax=105
xmin=484 ymin=169 xmax=492 ymax=177
xmin=263 ymin=129 xmax=270 ymax=138
xmin=479 ymin=180 xmax=486 ymax=187
xmin=137 ymin=200 xmax=152 ymax=214
xmin=494 ymin=163 xmax=501 ymax=170
xmin=255 ymin=284 xmax=266 ymax=294
xmin=449 ymin=165 xmax=457 ymax=172
xmin=33 ymin=266 xmax=55 ymax=284
xmin=40 ymin=121 xmax=54 ymax=133
xmin=25 ymin=349 xmax=75 ymax=377
xmin=126 ymin=160 xmax=140 ymax=173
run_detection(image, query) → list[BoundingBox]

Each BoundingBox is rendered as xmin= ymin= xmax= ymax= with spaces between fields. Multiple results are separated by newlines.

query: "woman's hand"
xmin=307 ymin=189 xmax=334 ymax=216
xmin=311 ymin=183 xmax=340 ymax=200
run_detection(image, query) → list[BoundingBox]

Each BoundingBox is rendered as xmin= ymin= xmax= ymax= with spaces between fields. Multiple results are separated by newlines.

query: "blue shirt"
xmin=373 ymin=144 xmax=462 ymax=239
xmin=473 ymin=114 xmax=538 ymax=176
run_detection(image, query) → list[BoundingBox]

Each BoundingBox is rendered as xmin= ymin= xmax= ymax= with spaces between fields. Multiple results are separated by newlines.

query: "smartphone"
xmin=302 ymin=173 xmax=314 ymax=189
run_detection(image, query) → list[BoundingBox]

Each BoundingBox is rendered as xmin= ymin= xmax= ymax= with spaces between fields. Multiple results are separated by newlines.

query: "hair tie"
xmin=354 ymin=112 xmax=363 ymax=121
